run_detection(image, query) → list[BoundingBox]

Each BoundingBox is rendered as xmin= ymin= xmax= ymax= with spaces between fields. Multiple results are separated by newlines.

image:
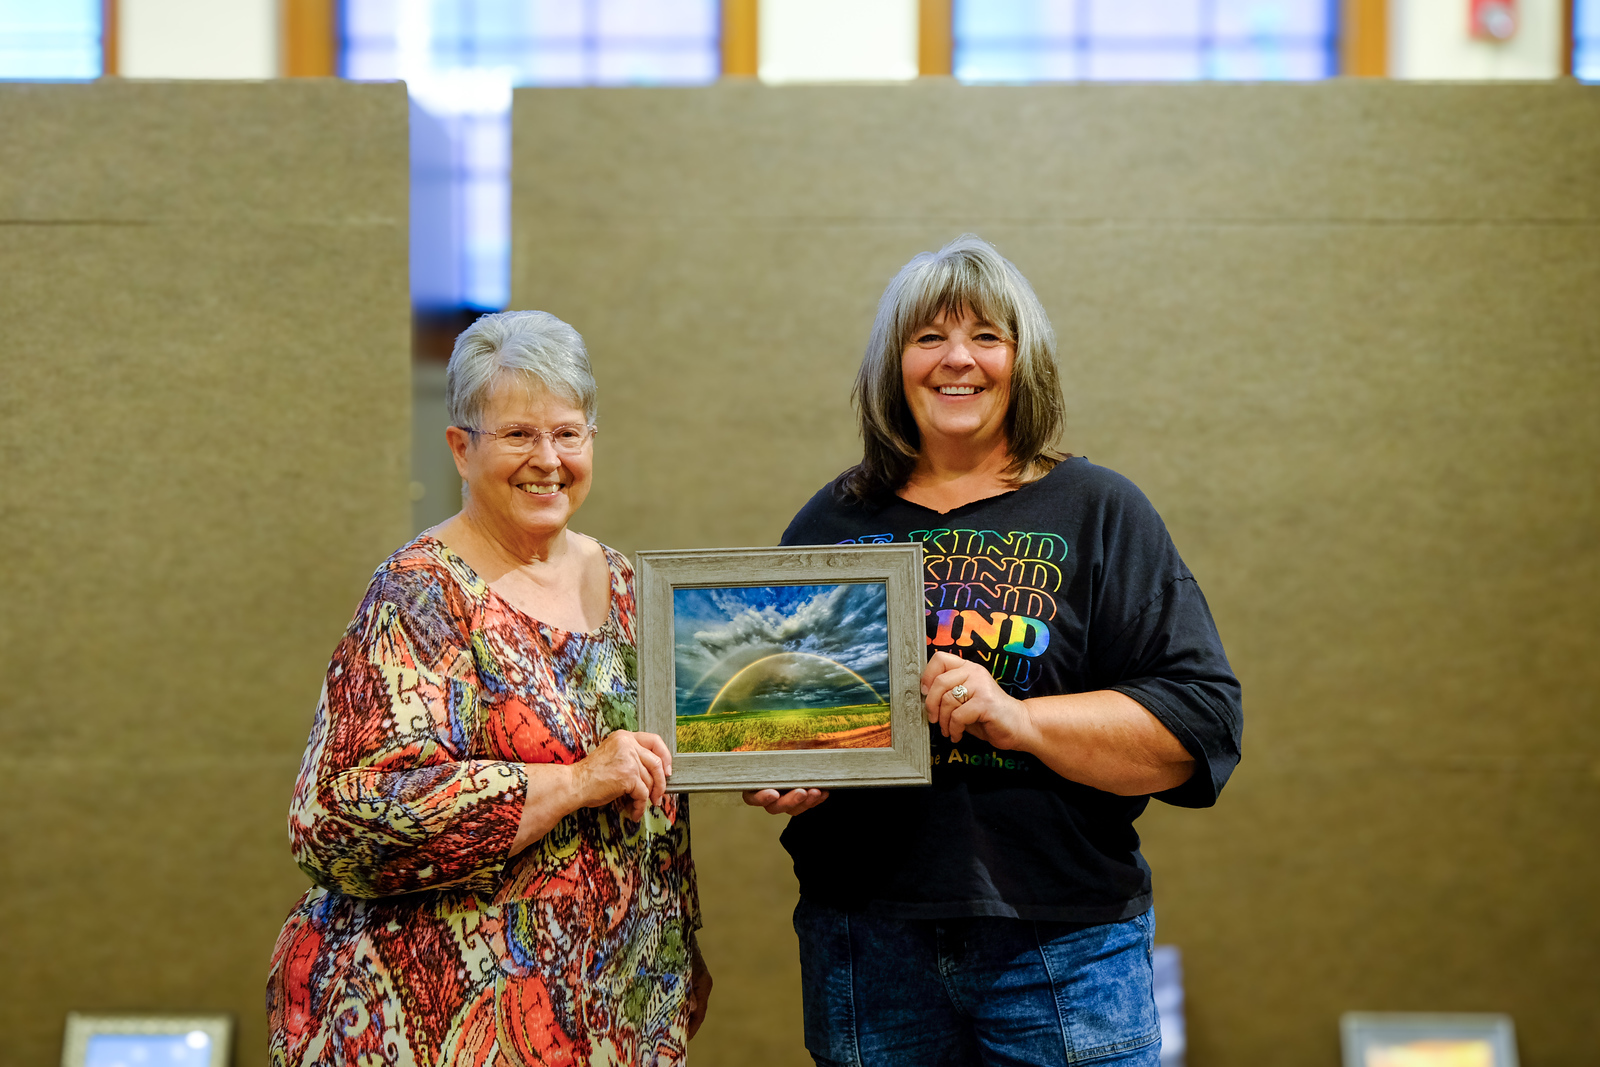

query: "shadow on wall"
xmin=411 ymin=309 xmax=483 ymax=535
xmin=411 ymin=358 xmax=459 ymax=535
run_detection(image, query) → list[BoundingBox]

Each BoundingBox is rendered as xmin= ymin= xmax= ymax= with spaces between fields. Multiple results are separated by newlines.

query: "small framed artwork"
xmin=636 ymin=543 xmax=931 ymax=792
xmin=1340 ymin=1012 xmax=1519 ymax=1067
xmin=61 ymin=1013 xmax=232 ymax=1067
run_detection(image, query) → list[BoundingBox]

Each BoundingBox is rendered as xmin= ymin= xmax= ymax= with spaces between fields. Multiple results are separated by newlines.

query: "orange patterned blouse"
xmin=267 ymin=535 xmax=699 ymax=1067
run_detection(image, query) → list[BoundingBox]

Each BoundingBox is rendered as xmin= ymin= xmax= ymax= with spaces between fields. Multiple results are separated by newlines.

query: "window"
xmin=0 ymin=0 xmax=102 ymax=80
xmin=953 ymin=0 xmax=1338 ymax=82
xmin=343 ymin=0 xmax=720 ymax=310
xmin=1577 ymin=0 xmax=1599 ymax=81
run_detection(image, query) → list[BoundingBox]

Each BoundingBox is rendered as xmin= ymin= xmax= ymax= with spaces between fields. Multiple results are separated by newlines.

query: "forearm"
xmin=295 ymin=759 xmax=605 ymax=891
xmin=509 ymin=762 xmax=587 ymax=855
xmin=293 ymin=761 xmax=528 ymax=897
xmin=509 ymin=729 xmax=675 ymax=854
xmin=1016 ymin=690 xmax=1195 ymax=796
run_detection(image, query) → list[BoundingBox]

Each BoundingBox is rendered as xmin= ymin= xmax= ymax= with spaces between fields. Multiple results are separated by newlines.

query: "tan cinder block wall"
xmin=512 ymin=83 xmax=1600 ymax=1067
xmin=0 ymin=82 xmax=410 ymax=1067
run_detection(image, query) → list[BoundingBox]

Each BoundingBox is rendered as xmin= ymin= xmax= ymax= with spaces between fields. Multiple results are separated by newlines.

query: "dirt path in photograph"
xmin=735 ymin=723 xmax=893 ymax=752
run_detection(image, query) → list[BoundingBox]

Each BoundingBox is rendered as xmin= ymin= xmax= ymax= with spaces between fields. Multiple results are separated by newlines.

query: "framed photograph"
xmin=61 ymin=1013 xmax=232 ymax=1067
xmin=637 ymin=543 xmax=931 ymax=792
xmin=1340 ymin=1012 xmax=1519 ymax=1067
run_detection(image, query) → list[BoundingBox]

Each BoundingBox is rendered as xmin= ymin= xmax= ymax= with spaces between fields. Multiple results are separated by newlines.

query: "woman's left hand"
xmin=921 ymin=651 xmax=1038 ymax=752
xmin=687 ymin=940 xmax=713 ymax=1039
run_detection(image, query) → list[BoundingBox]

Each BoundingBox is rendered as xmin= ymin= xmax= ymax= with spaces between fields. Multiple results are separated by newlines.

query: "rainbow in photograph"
xmin=673 ymin=583 xmax=892 ymax=753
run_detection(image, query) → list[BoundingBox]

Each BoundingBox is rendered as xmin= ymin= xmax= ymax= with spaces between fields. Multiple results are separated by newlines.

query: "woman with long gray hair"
xmin=268 ymin=310 xmax=710 ymax=1066
xmin=746 ymin=235 xmax=1242 ymax=1066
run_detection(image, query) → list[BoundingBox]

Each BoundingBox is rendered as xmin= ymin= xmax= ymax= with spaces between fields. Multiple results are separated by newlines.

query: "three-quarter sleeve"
xmin=1100 ymin=576 xmax=1243 ymax=808
xmin=288 ymin=564 xmax=529 ymax=899
xmin=1083 ymin=473 xmax=1244 ymax=809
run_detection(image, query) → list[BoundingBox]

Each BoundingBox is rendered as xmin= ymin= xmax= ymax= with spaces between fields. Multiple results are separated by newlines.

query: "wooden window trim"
xmin=722 ymin=0 xmax=758 ymax=77
xmin=101 ymin=0 xmax=117 ymax=75
xmin=285 ymin=0 xmax=338 ymax=77
xmin=919 ymin=0 xmax=952 ymax=76
xmin=1341 ymin=0 xmax=1388 ymax=76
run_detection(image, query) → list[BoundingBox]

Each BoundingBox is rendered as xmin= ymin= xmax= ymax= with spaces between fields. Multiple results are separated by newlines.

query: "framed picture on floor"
xmin=1340 ymin=1012 xmax=1519 ymax=1067
xmin=636 ymin=543 xmax=930 ymax=792
xmin=61 ymin=1013 xmax=233 ymax=1067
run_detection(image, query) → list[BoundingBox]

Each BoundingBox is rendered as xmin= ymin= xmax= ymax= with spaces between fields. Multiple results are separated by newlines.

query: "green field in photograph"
xmin=675 ymin=702 xmax=891 ymax=753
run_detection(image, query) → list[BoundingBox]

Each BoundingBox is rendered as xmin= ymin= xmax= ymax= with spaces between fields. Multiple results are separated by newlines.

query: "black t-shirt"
xmin=777 ymin=457 xmax=1243 ymax=922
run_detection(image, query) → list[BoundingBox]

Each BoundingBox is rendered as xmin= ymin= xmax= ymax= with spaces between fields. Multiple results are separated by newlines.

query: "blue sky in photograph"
xmin=674 ymin=583 xmax=890 ymax=716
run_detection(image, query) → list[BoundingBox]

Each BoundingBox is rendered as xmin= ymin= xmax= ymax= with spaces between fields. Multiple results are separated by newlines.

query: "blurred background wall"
xmin=2 ymin=3 xmax=1598 ymax=1067
xmin=0 ymin=81 xmax=410 ymax=1067
xmin=510 ymin=82 xmax=1600 ymax=1066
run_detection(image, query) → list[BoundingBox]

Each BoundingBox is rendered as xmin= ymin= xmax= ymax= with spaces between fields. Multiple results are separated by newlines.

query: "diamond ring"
xmin=950 ymin=683 xmax=970 ymax=704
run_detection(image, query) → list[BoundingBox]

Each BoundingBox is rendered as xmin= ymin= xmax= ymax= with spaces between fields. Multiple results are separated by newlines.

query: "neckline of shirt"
xmin=414 ymin=532 xmax=623 ymax=639
xmin=890 ymin=455 xmax=1082 ymax=518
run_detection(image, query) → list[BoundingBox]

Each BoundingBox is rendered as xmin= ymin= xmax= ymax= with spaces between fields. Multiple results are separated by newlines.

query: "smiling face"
xmin=900 ymin=306 xmax=1015 ymax=451
xmin=450 ymin=381 xmax=592 ymax=544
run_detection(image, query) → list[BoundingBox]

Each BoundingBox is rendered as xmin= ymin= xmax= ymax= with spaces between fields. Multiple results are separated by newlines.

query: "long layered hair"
xmin=839 ymin=235 xmax=1066 ymax=504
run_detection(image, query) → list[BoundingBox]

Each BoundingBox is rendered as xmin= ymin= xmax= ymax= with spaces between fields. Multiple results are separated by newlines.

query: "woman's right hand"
xmin=741 ymin=788 xmax=829 ymax=815
xmin=574 ymin=730 xmax=672 ymax=821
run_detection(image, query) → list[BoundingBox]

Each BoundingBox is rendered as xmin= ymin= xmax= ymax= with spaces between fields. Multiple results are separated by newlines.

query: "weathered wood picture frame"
xmin=637 ymin=543 xmax=931 ymax=792
xmin=61 ymin=1012 xmax=233 ymax=1067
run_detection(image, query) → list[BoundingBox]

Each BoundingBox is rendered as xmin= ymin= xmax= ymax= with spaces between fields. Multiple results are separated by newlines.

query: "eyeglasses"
xmin=460 ymin=423 xmax=597 ymax=455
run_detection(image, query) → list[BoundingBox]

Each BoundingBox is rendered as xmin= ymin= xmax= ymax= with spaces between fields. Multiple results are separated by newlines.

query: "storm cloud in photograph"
xmin=674 ymin=583 xmax=891 ymax=716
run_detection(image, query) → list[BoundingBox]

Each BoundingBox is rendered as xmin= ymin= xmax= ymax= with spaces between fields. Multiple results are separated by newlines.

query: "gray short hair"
xmin=841 ymin=234 xmax=1065 ymax=502
xmin=445 ymin=310 xmax=597 ymax=430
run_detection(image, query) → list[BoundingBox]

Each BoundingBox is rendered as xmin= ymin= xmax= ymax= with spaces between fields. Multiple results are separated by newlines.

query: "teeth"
xmin=939 ymin=386 xmax=978 ymax=395
xmin=518 ymin=483 xmax=561 ymax=495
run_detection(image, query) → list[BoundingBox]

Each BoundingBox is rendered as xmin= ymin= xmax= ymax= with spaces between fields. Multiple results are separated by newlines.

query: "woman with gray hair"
xmin=268 ymin=310 xmax=710 ymax=1066
xmin=746 ymin=236 xmax=1242 ymax=1066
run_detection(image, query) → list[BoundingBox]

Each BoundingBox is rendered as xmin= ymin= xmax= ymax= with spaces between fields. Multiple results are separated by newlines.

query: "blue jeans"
xmin=794 ymin=898 xmax=1161 ymax=1067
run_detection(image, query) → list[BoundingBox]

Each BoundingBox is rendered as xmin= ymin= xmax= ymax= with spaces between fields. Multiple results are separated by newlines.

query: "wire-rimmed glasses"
xmin=459 ymin=423 xmax=597 ymax=455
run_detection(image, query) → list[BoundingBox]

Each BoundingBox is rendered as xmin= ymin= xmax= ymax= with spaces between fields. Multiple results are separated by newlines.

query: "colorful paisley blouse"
xmin=267 ymin=535 xmax=699 ymax=1067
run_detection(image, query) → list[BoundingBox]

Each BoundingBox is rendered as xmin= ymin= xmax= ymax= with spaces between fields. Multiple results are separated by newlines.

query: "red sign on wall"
xmin=1470 ymin=0 xmax=1518 ymax=40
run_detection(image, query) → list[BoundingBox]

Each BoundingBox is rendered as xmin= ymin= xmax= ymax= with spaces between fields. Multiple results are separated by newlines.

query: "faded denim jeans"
xmin=794 ymin=898 xmax=1161 ymax=1067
